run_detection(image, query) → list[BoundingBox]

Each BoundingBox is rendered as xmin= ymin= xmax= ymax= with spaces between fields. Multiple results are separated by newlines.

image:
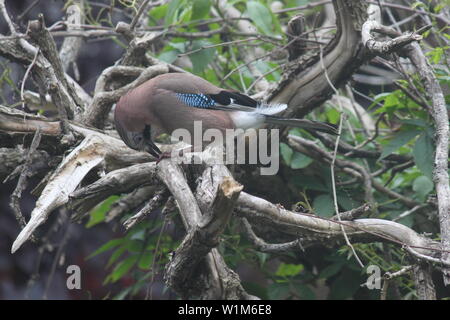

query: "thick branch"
xmin=362 ymin=20 xmax=424 ymax=54
xmin=164 ymin=177 xmax=243 ymax=296
xmin=269 ymin=0 xmax=368 ymax=117
xmin=83 ymin=64 xmax=168 ymax=129
xmin=27 ymin=14 xmax=84 ymax=118
xmin=59 ymin=1 xmax=84 ymax=77
xmin=70 ymin=162 xmax=158 ymax=219
xmin=122 ymin=186 xmax=168 ymax=230
xmin=404 ymin=42 xmax=450 ymax=285
xmin=413 ymin=263 xmax=437 ymax=300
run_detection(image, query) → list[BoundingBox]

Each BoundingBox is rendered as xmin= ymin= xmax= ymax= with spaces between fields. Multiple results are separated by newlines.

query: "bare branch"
xmin=10 ymin=127 xmax=42 ymax=230
xmin=241 ymin=218 xmax=305 ymax=253
xmin=413 ymin=263 xmax=437 ymax=300
xmin=158 ymin=160 xmax=254 ymax=299
xmin=70 ymin=162 xmax=158 ymax=219
xmin=105 ymin=185 xmax=156 ymax=222
xmin=269 ymin=0 xmax=369 ymax=117
xmin=83 ymin=64 xmax=169 ymax=129
xmin=27 ymin=14 xmax=84 ymax=119
xmin=59 ymin=1 xmax=85 ymax=76
xmin=11 ymin=135 xmax=105 ymax=253
xmin=123 ymin=186 xmax=169 ymax=230
xmin=362 ymin=20 xmax=427 ymax=54
xmin=164 ymin=177 xmax=243 ymax=296
xmin=404 ymin=42 xmax=450 ymax=285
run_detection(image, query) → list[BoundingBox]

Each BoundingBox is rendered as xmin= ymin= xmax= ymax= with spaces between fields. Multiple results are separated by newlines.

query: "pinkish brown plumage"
xmin=114 ymin=72 xmax=337 ymax=159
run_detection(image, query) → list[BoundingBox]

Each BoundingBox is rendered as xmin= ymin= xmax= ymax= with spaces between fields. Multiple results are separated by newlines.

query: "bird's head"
xmin=114 ymin=101 xmax=161 ymax=158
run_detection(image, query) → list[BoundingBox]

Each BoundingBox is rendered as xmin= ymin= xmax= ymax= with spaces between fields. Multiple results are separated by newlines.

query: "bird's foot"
xmin=156 ymin=151 xmax=172 ymax=164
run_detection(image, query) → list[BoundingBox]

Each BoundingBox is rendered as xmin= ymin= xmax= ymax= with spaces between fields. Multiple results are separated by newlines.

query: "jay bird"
xmin=114 ymin=72 xmax=337 ymax=159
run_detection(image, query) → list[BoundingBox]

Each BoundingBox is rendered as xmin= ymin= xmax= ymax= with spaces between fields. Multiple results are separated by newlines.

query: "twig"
xmin=105 ymin=185 xmax=155 ymax=222
xmin=42 ymin=210 xmax=71 ymax=299
xmin=393 ymin=205 xmax=428 ymax=222
xmin=380 ymin=265 xmax=413 ymax=300
xmin=404 ymin=42 xmax=450 ymax=285
xmin=21 ymin=47 xmax=40 ymax=110
xmin=241 ymin=218 xmax=304 ymax=253
xmin=319 ymin=35 xmax=364 ymax=268
xmin=83 ymin=64 xmax=168 ymax=129
xmin=0 ymin=0 xmax=17 ymax=34
xmin=330 ymin=113 xmax=364 ymax=268
xmin=123 ymin=187 xmax=169 ymax=230
xmin=331 ymin=203 xmax=372 ymax=221
xmin=129 ymin=0 xmax=151 ymax=30
xmin=10 ymin=127 xmax=42 ymax=232
xmin=59 ymin=1 xmax=85 ymax=76
xmin=367 ymin=0 xmax=450 ymax=26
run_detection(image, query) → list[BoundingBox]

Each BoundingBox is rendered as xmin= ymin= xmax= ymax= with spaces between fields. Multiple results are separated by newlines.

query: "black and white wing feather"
xmin=175 ymin=90 xmax=337 ymax=135
xmin=176 ymin=90 xmax=287 ymax=115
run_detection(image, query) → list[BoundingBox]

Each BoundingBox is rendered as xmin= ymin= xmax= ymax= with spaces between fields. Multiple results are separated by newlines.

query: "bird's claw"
xmin=156 ymin=151 xmax=172 ymax=164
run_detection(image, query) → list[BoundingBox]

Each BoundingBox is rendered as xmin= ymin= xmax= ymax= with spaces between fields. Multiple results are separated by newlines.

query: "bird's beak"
xmin=144 ymin=140 xmax=162 ymax=159
xmin=120 ymin=131 xmax=139 ymax=150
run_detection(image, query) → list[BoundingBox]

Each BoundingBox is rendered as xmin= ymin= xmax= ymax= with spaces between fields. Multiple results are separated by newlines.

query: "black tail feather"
xmin=264 ymin=115 xmax=338 ymax=135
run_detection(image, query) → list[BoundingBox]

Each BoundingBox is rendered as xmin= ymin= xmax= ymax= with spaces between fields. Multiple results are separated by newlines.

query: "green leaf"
xmin=426 ymin=47 xmax=444 ymax=64
xmin=290 ymin=152 xmax=313 ymax=169
xmin=400 ymin=119 xmax=428 ymax=127
xmin=169 ymin=42 xmax=186 ymax=52
xmin=336 ymin=192 xmax=356 ymax=211
xmin=165 ymin=0 xmax=183 ymax=26
xmin=276 ymin=263 xmax=304 ymax=277
xmin=413 ymin=132 xmax=435 ymax=180
xmin=328 ymin=269 xmax=361 ymax=299
xmin=107 ymin=245 xmax=128 ymax=268
xmin=256 ymin=252 xmax=269 ymax=267
xmin=129 ymin=229 xmax=147 ymax=241
xmin=379 ymin=130 xmax=420 ymax=160
xmin=242 ymin=282 xmax=268 ymax=300
xmin=189 ymin=40 xmax=215 ymax=74
xmin=267 ymin=282 xmax=290 ymax=300
xmin=127 ymin=239 xmax=144 ymax=253
xmin=326 ymin=108 xmax=340 ymax=124
xmin=411 ymin=1 xmax=426 ymax=9
xmin=292 ymin=175 xmax=328 ymax=192
xmin=313 ymin=194 xmax=335 ymax=217
xmin=113 ymin=287 xmax=133 ymax=300
xmin=149 ymin=3 xmax=168 ymax=23
xmin=293 ymin=284 xmax=316 ymax=300
xmin=86 ymin=195 xmax=120 ymax=228
xmin=373 ymin=91 xmax=405 ymax=114
xmin=191 ymin=0 xmax=211 ymax=20
xmin=138 ymin=252 xmax=153 ymax=270
xmin=246 ymin=1 xmax=273 ymax=36
xmin=87 ymin=238 xmax=124 ymax=259
xmin=384 ymin=93 xmax=399 ymax=107
xmin=158 ymin=50 xmax=178 ymax=64
xmin=369 ymin=92 xmax=391 ymax=111
xmin=413 ymin=175 xmax=434 ymax=201
xmin=319 ymin=262 xmax=345 ymax=279
xmin=280 ymin=142 xmax=293 ymax=165
xmin=108 ymin=255 xmax=139 ymax=283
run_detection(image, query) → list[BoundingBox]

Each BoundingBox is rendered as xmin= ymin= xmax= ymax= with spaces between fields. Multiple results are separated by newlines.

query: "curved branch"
xmin=269 ymin=0 xmax=368 ymax=117
xmin=158 ymin=160 xmax=254 ymax=299
xmin=164 ymin=177 xmax=243 ymax=296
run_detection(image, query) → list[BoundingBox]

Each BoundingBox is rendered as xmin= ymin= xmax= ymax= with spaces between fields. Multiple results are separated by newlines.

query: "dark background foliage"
xmin=0 ymin=0 xmax=449 ymax=300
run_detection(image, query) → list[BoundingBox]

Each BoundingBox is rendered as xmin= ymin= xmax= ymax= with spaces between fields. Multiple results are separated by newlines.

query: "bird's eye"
xmin=133 ymin=134 xmax=143 ymax=145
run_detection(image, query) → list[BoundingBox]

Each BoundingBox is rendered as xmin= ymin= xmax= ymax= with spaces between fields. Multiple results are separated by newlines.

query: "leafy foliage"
xmin=4 ymin=0 xmax=446 ymax=300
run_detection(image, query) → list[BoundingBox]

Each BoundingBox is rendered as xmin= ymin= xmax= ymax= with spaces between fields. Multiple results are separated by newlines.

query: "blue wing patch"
xmin=176 ymin=93 xmax=216 ymax=109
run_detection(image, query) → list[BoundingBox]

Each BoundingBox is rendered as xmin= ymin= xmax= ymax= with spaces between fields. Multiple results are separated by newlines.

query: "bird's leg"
xmin=156 ymin=151 xmax=172 ymax=164
xmin=155 ymin=144 xmax=202 ymax=164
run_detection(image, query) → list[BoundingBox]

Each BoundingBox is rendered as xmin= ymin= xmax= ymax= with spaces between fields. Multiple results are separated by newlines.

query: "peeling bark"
xmin=0 ymin=0 xmax=448 ymax=299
